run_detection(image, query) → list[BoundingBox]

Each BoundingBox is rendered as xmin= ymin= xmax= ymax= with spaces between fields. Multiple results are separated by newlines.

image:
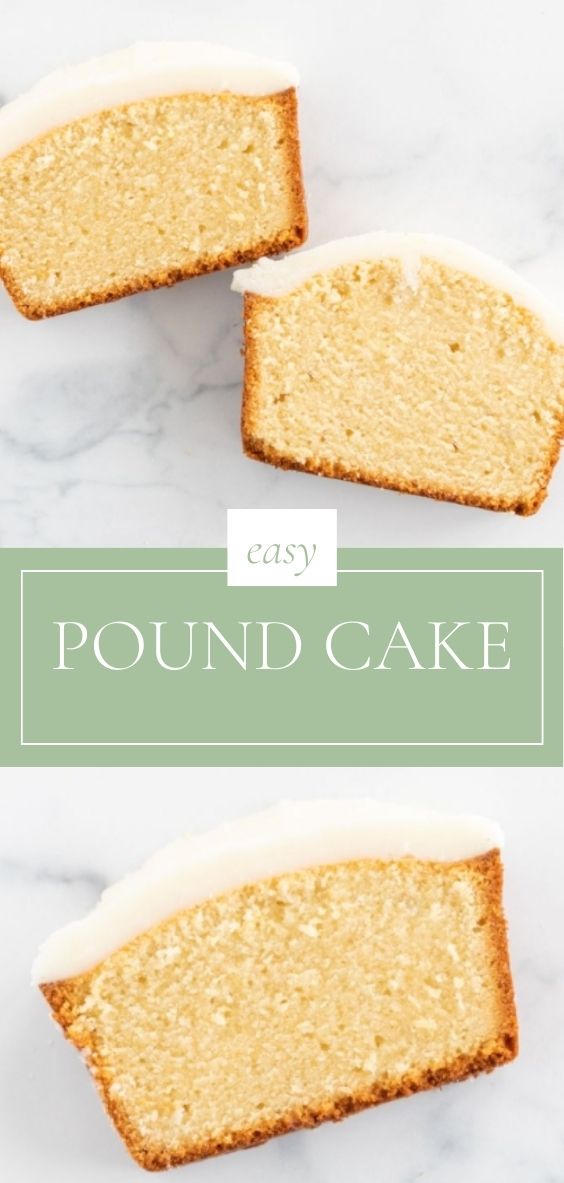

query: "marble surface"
xmin=1 ymin=0 xmax=564 ymax=546
xmin=1 ymin=766 xmax=564 ymax=1183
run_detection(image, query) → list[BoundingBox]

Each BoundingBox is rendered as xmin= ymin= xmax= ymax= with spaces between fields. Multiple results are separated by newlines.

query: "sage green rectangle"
xmin=0 ymin=549 xmax=560 ymax=765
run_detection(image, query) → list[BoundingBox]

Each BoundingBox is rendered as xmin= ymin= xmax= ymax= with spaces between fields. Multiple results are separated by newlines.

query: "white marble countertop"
xmin=2 ymin=765 xmax=564 ymax=1182
xmin=1 ymin=0 xmax=564 ymax=547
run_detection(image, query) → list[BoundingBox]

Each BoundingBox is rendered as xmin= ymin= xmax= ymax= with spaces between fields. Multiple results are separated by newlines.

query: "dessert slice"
xmin=35 ymin=801 xmax=517 ymax=1171
xmin=233 ymin=233 xmax=564 ymax=514
xmin=0 ymin=43 xmax=307 ymax=319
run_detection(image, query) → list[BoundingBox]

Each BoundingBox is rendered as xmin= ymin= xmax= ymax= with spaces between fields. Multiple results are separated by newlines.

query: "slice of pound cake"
xmin=233 ymin=233 xmax=564 ymax=514
xmin=35 ymin=801 xmax=517 ymax=1171
xmin=0 ymin=43 xmax=307 ymax=318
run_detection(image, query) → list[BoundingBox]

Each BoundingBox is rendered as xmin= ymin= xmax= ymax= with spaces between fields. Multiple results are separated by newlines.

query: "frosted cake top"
xmin=33 ymin=799 xmax=503 ymax=982
xmin=232 ymin=231 xmax=564 ymax=342
xmin=0 ymin=42 xmax=299 ymax=158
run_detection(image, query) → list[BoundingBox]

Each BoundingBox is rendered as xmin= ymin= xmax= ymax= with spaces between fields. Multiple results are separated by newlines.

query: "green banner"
xmin=0 ymin=548 xmax=561 ymax=766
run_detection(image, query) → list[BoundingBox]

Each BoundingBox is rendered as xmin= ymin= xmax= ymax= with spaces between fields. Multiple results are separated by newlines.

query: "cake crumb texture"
xmin=242 ymin=257 xmax=564 ymax=514
xmin=0 ymin=89 xmax=306 ymax=318
xmin=42 ymin=850 xmax=517 ymax=1171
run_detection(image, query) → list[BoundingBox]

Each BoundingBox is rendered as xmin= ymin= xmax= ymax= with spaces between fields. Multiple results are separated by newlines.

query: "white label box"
xmin=227 ymin=508 xmax=338 ymax=586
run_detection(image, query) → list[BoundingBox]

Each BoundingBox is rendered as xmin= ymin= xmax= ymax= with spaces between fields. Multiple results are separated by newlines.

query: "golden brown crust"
xmin=241 ymin=292 xmax=563 ymax=517
xmin=107 ymin=1041 xmax=516 ymax=1171
xmin=40 ymin=849 xmax=518 ymax=1172
xmin=1 ymin=89 xmax=307 ymax=320
xmin=3 ymin=231 xmax=304 ymax=321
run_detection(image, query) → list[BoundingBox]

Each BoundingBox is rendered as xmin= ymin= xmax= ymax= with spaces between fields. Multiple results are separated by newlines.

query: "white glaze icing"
xmin=0 ymin=42 xmax=299 ymax=160
xmin=231 ymin=231 xmax=564 ymax=342
xmin=33 ymin=800 xmax=502 ymax=983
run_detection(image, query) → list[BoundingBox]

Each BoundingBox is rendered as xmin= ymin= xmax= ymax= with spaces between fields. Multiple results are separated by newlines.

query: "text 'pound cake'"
xmin=34 ymin=801 xmax=517 ymax=1171
xmin=0 ymin=43 xmax=307 ymax=319
xmin=233 ymin=233 xmax=564 ymax=514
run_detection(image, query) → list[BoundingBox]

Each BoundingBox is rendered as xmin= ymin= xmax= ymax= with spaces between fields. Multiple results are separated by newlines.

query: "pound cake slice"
xmin=35 ymin=801 xmax=517 ymax=1171
xmin=233 ymin=233 xmax=564 ymax=514
xmin=0 ymin=42 xmax=307 ymax=319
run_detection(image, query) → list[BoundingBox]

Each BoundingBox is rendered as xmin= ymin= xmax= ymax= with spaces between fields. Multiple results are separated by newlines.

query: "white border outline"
xmin=20 ymin=567 xmax=545 ymax=748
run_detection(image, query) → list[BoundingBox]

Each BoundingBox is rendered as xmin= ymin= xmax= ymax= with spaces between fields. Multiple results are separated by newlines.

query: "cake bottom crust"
xmin=1 ymin=226 xmax=306 ymax=320
xmin=39 ymin=974 xmax=517 ymax=1173
xmin=109 ymin=1041 xmax=515 ymax=1171
xmin=241 ymin=431 xmax=557 ymax=516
